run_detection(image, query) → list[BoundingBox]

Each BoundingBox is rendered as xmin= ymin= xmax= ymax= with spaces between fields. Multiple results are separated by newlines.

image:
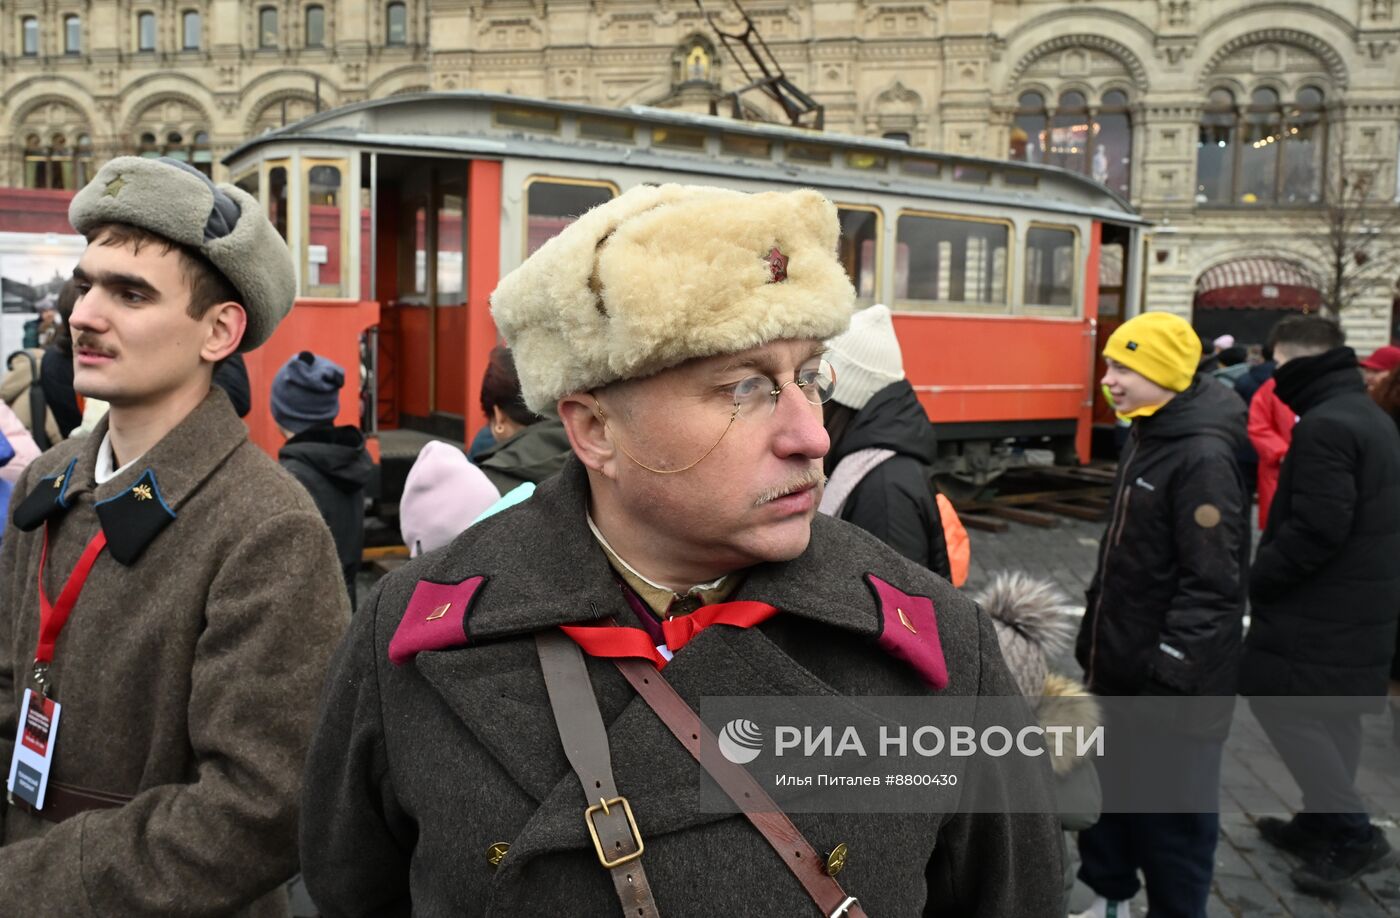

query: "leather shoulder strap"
xmin=612 ymin=657 xmax=867 ymax=918
xmin=535 ymin=630 xmax=660 ymax=917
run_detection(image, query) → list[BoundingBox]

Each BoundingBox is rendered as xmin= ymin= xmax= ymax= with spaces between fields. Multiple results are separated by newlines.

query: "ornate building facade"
xmin=3 ymin=0 xmax=1397 ymax=342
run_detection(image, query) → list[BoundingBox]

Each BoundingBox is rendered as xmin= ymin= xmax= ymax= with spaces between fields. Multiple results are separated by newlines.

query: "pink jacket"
xmin=0 ymin=400 xmax=40 ymax=485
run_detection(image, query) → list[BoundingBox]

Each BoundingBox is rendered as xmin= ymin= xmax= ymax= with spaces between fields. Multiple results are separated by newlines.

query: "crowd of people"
xmin=0 ymin=153 xmax=1397 ymax=917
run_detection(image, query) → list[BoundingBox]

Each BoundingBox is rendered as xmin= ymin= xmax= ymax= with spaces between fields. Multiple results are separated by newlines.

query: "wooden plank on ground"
xmin=987 ymin=505 xmax=1059 ymax=528
xmin=1036 ymin=500 xmax=1107 ymax=522
xmin=957 ymin=512 xmax=1009 ymax=533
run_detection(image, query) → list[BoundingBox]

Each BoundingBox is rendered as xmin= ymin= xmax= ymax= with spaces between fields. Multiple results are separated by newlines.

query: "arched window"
xmin=75 ymin=133 xmax=93 ymax=185
xmin=23 ymin=132 xmax=89 ymax=189
xmin=1047 ymin=91 xmax=1089 ymax=173
xmin=138 ymin=11 xmax=156 ymax=51
xmin=1196 ymin=88 xmax=1237 ymax=204
xmin=1196 ymin=86 xmax=1325 ymax=207
xmin=258 ymin=7 xmax=277 ymax=48
xmin=1008 ymin=88 xmax=1133 ymax=195
xmin=1096 ymin=90 xmax=1131 ymax=197
xmin=1282 ymin=86 xmax=1326 ymax=205
xmin=64 ymin=15 xmax=80 ymax=54
xmin=21 ymin=16 xmax=38 ymax=56
xmin=1239 ymin=87 xmax=1282 ymax=205
xmin=182 ymin=10 xmax=201 ymax=50
xmin=136 ymin=129 xmax=213 ymax=176
xmin=1010 ymin=91 xmax=1046 ymax=163
xmin=386 ymin=2 xmax=406 ymax=45
xmin=305 ymin=5 xmax=325 ymax=48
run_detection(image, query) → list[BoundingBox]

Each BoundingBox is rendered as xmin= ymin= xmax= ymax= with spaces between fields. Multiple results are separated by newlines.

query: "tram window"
xmin=268 ymin=165 xmax=288 ymax=241
xmin=307 ymin=164 xmax=345 ymax=295
xmin=786 ymin=142 xmax=831 ymax=166
xmin=845 ymin=151 xmax=888 ymax=171
xmin=900 ymin=158 xmax=941 ymax=178
xmin=1004 ymin=171 xmax=1039 ymax=188
xmin=1024 ymin=226 xmax=1076 ymax=310
xmin=493 ymin=106 xmax=560 ymax=133
xmin=1098 ymin=241 xmax=1126 ymax=319
xmin=526 ymin=180 xmax=615 ymax=256
xmin=721 ymin=134 xmax=771 ymax=159
xmin=837 ymin=208 xmax=880 ymax=307
xmin=437 ymin=182 xmax=466 ymax=306
xmin=652 ymin=126 xmax=706 ymax=151
xmin=397 ymin=198 xmax=428 ymax=300
xmin=579 ymin=116 xmax=634 ymax=143
xmin=894 ymin=213 xmax=1009 ymax=311
xmin=953 ymin=165 xmax=990 ymax=184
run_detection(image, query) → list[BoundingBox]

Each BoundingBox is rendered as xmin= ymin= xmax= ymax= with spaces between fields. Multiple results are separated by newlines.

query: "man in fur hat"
xmin=0 ymin=157 xmax=349 ymax=915
xmin=302 ymin=184 xmax=1063 ymax=915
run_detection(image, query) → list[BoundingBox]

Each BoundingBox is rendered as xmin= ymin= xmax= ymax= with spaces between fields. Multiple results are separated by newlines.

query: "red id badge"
xmin=7 ymin=689 xmax=61 ymax=809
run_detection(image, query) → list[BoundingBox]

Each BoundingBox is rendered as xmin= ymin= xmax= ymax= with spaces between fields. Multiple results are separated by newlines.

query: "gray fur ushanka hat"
xmin=68 ymin=156 xmax=296 ymax=352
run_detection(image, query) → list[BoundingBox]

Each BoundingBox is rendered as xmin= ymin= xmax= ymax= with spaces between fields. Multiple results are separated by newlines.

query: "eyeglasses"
xmin=595 ymin=358 xmax=837 ymax=475
xmin=728 ymin=358 xmax=838 ymax=420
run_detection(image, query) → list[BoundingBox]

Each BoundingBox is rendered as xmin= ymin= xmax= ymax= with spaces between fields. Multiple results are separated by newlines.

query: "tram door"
xmin=374 ymin=155 xmax=469 ymax=440
xmin=1091 ymin=222 xmax=1133 ymax=428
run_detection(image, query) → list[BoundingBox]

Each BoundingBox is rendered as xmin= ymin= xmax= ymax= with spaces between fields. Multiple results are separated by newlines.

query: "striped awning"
xmin=1196 ymin=258 xmax=1318 ymax=294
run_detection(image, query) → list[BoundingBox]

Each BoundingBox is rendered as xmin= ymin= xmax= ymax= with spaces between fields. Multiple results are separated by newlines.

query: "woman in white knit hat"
xmin=819 ymin=303 xmax=952 ymax=578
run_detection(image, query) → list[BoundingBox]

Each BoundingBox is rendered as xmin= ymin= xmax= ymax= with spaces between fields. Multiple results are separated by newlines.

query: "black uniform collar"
xmin=10 ymin=388 xmax=247 ymax=565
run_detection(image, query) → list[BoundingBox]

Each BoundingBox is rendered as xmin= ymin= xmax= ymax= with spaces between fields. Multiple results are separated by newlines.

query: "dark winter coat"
xmin=1241 ymin=347 xmax=1400 ymax=697
xmin=0 ymin=388 xmax=349 ymax=916
xmin=280 ymin=424 xmax=374 ymax=606
xmin=475 ymin=417 xmax=572 ymax=494
xmin=826 ymin=380 xmax=951 ymax=579
xmin=301 ymin=456 xmax=1065 ymax=917
xmin=1075 ymin=376 xmax=1249 ymax=707
xmin=1234 ymin=360 xmax=1275 ymax=408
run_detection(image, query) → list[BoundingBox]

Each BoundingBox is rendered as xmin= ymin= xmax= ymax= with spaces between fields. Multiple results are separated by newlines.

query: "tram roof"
xmin=226 ymin=91 xmax=1147 ymax=225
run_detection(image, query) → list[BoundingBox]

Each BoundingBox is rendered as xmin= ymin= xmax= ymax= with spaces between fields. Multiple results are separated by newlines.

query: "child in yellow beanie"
xmin=1101 ymin=311 xmax=1203 ymax=419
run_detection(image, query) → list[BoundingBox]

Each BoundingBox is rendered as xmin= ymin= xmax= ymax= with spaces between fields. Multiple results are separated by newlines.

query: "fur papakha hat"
xmin=490 ymin=183 xmax=856 ymax=413
xmin=68 ymin=156 xmax=296 ymax=352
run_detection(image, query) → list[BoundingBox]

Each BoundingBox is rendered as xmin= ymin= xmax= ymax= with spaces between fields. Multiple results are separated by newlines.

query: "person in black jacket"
xmin=1242 ymin=316 xmax=1400 ymax=895
xmin=272 ymin=350 xmax=374 ymax=606
xmin=819 ymin=304 xmax=951 ymax=579
xmin=1073 ymin=311 xmax=1249 ymax=918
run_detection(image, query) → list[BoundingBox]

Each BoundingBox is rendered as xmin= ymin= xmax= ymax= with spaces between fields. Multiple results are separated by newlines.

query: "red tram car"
xmin=9 ymin=92 xmax=1152 ymax=492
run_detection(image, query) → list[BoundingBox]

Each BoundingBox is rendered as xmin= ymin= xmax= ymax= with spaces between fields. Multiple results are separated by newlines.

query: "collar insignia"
xmin=94 ymin=469 xmax=176 ymax=566
xmin=12 ymin=459 xmax=78 ymax=532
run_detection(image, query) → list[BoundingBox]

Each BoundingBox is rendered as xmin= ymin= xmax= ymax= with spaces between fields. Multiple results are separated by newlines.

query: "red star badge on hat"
xmin=765 ymin=247 xmax=789 ymax=283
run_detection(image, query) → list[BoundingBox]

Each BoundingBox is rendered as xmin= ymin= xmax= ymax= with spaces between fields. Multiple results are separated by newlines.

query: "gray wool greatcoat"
xmin=302 ymin=457 xmax=1064 ymax=917
xmin=0 ymin=388 xmax=350 ymax=917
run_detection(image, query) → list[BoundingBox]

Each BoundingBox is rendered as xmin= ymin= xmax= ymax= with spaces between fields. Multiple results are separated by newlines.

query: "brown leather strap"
xmin=7 ymin=780 xmax=134 ymax=824
xmin=535 ymin=630 xmax=661 ymax=918
xmin=613 ymin=658 xmax=867 ymax=918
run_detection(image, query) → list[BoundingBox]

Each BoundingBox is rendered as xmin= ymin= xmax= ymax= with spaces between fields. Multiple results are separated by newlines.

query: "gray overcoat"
xmin=0 ymin=388 xmax=350 ymax=916
xmin=303 ymin=458 xmax=1063 ymax=916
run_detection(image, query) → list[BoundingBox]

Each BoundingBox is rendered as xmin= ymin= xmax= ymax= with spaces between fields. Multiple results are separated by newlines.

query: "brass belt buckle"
xmin=584 ymin=795 xmax=645 ymax=869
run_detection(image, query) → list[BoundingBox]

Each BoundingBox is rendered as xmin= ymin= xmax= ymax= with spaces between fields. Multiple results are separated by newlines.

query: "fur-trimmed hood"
xmin=1036 ymin=672 xmax=1102 ymax=776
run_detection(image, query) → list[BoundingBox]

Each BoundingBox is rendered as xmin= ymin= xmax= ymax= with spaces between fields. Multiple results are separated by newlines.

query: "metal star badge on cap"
xmin=765 ymin=247 xmax=789 ymax=283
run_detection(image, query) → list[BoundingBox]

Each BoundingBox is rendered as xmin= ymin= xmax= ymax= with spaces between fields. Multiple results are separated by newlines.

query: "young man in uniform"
xmin=1074 ymin=311 xmax=1249 ymax=918
xmin=302 ymin=184 xmax=1063 ymax=915
xmin=0 ymin=157 xmax=350 ymax=915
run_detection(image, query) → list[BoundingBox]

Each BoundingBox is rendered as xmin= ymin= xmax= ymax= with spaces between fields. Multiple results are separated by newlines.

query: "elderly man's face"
xmin=589 ymin=339 xmax=831 ymax=578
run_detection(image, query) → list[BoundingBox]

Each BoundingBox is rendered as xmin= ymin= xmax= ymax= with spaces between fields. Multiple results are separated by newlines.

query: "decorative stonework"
xmin=1010 ymin=34 xmax=1150 ymax=92
xmin=1198 ymin=29 xmax=1348 ymax=90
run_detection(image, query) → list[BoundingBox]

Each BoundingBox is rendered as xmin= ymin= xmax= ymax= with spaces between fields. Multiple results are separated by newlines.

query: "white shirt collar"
xmin=585 ymin=512 xmax=727 ymax=596
xmin=94 ymin=432 xmax=144 ymax=485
